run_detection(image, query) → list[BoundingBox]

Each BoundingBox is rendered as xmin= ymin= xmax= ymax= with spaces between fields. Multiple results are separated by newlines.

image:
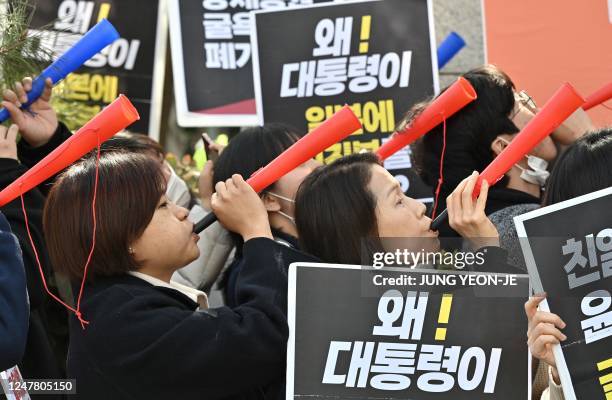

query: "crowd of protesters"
xmin=0 ymin=64 xmax=608 ymax=400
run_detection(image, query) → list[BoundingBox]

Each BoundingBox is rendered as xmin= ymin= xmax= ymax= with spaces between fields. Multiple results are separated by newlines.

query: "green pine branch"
xmin=0 ymin=1 xmax=96 ymax=131
xmin=0 ymin=0 xmax=53 ymax=91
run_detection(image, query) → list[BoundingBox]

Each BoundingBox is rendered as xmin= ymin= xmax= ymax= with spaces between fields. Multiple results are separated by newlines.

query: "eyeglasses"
xmin=511 ymin=90 xmax=537 ymax=119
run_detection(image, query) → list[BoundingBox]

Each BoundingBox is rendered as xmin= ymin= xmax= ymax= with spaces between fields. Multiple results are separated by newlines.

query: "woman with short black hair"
xmin=43 ymin=150 xmax=303 ymax=399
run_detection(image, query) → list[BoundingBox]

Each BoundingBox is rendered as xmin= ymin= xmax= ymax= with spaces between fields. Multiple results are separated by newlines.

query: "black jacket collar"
xmin=76 ymin=274 xmax=199 ymax=310
xmin=271 ymin=228 xmax=299 ymax=249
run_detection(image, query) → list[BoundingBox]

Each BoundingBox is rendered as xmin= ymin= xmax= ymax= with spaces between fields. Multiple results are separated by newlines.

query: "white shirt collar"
xmin=128 ymin=271 xmax=209 ymax=310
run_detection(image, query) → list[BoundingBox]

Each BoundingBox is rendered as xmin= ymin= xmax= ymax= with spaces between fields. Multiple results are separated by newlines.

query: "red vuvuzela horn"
xmin=0 ymin=95 xmax=139 ymax=207
xmin=376 ymin=77 xmax=477 ymax=161
xmin=430 ymin=82 xmax=585 ymax=230
xmin=193 ymin=105 xmax=362 ymax=233
xmin=582 ymin=82 xmax=612 ymax=111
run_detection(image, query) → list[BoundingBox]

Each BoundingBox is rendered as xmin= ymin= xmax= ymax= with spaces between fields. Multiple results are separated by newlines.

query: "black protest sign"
xmin=29 ymin=0 xmax=165 ymax=138
xmin=168 ymin=0 xmax=336 ymax=127
xmin=288 ymin=263 xmax=529 ymax=399
xmin=252 ymin=0 xmax=438 ymax=200
xmin=515 ymin=187 xmax=612 ymax=400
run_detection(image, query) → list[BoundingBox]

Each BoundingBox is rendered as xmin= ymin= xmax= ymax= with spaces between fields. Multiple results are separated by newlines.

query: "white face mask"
xmin=266 ymin=191 xmax=296 ymax=225
xmin=276 ymin=210 xmax=296 ymax=225
xmin=516 ymin=155 xmax=550 ymax=186
xmin=266 ymin=191 xmax=295 ymax=204
xmin=499 ymin=138 xmax=550 ymax=186
xmin=166 ymin=163 xmax=191 ymax=208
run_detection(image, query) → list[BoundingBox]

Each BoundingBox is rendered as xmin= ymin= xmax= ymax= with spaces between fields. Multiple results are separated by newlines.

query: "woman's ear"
xmin=128 ymin=240 xmax=142 ymax=264
xmin=261 ymin=193 xmax=281 ymax=212
xmin=490 ymin=136 xmax=508 ymax=157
